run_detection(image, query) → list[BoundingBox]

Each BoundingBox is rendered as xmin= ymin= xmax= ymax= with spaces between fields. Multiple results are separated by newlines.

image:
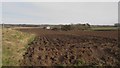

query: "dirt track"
xmin=17 ymin=28 xmax=119 ymax=66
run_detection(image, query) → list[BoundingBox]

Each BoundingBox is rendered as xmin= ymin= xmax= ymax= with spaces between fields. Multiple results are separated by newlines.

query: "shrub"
xmin=52 ymin=27 xmax=59 ymax=31
xmin=61 ymin=25 xmax=72 ymax=31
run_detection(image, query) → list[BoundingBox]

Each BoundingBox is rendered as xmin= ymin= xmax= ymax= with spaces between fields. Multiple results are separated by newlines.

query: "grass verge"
xmin=2 ymin=28 xmax=36 ymax=66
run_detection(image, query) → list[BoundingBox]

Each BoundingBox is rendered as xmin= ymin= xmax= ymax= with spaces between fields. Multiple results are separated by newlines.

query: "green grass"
xmin=24 ymin=35 xmax=36 ymax=50
xmin=91 ymin=27 xmax=118 ymax=31
xmin=2 ymin=28 xmax=36 ymax=66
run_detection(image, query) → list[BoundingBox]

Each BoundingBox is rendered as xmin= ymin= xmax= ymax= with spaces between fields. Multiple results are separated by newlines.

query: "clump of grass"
xmin=74 ymin=59 xmax=85 ymax=66
xmin=24 ymin=35 xmax=36 ymax=50
xmin=28 ymin=35 xmax=35 ymax=44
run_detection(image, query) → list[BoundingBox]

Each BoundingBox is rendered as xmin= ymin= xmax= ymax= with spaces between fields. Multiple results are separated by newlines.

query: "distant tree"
xmin=114 ymin=23 xmax=120 ymax=27
xmin=61 ymin=25 xmax=72 ymax=31
xmin=82 ymin=24 xmax=86 ymax=26
xmin=86 ymin=23 xmax=90 ymax=27
xmin=52 ymin=27 xmax=59 ymax=31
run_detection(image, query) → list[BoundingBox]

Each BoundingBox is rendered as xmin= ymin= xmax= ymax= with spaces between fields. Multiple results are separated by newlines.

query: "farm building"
xmin=46 ymin=26 xmax=51 ymax=29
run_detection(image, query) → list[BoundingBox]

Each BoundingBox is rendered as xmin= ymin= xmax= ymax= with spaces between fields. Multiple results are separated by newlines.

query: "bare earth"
xmin=17 ymin=28 xmax=119 ymax=66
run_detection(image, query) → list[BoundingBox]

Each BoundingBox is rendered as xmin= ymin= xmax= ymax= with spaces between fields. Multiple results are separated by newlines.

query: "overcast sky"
xmin=2 ymin=2 xmax=118 ymax=25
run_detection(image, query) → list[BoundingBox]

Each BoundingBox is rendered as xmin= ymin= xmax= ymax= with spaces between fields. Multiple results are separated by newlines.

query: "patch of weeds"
xmin=2 ymin=45 xmax=13 ymax=66
xmin=2 ymin=59 xmax=10 ymax=66
xmin=15 ymin=31 xmax=19 ymax=36
xmin=2 ymin=58 xmax=18 ymax=66
xmin=24 ymin=35 xmax=36 ymax=50
xmin=15 ymin=31 xmax=23 ymax=40
xmin=12 ymin=34 xmax=17 ymax=39
xmin=2 ymin=45 xmax=13 ymax=57
xmin=74 ymin=59 xmax=85 ymax=66
xmin=18 ymin=35 xmax=23 ymax=40
xmin=28 ymin=35 xmax=35 ymax=43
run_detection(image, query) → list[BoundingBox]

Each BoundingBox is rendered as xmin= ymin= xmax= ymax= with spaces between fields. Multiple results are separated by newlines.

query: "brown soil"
xmin=17 ymin=28 xmax=119 ymax=66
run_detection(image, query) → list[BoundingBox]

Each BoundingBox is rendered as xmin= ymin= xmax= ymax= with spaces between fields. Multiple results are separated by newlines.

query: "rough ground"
xmin=18 ymin=28 xmax=119 ymax=66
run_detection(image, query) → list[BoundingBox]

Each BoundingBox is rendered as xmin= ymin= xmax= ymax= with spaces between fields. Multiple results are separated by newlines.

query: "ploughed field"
xmin=18 ymin=28 xmax=119 ymax=66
